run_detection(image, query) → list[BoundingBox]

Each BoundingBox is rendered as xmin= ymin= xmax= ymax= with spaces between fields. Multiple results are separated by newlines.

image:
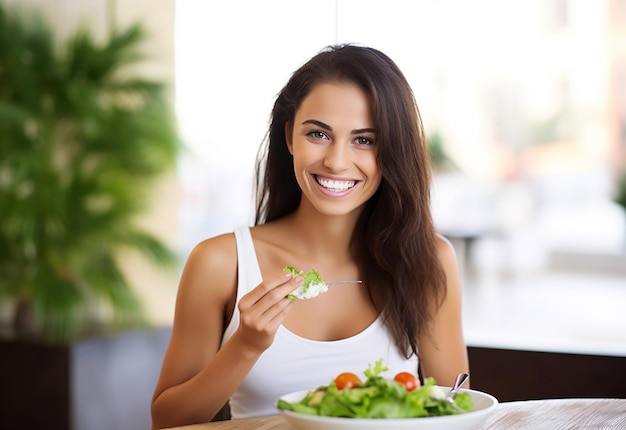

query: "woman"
xmin=151 ymin=44 xmax=468 ymax=429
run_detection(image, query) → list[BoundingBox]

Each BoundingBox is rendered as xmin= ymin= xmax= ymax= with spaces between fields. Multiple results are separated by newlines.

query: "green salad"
xmin=283 ymin=266 xmax=328 ymax=299
xmin=277 ymin=359 xmax=473 ymax=419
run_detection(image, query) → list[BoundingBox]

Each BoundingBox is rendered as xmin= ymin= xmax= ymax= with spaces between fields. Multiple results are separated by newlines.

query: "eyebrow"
xmin=302 ymin=119 xmax=375 ymax=135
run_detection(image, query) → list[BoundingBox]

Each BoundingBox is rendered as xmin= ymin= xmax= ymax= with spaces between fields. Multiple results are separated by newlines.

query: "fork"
xmin=327 ymin=280 xmax=363 ymax=288
xmin=445 ymin=372 xmax=469 ymax=411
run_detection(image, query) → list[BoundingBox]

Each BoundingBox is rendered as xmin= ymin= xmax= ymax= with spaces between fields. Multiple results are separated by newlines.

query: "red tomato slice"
xmin=334 ymin=372 xmax=362 ymax=390
xmin=394 ymin=372 xmax=420 ymax=392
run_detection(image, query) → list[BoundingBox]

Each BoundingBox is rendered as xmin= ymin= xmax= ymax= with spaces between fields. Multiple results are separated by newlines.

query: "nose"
xmin=322 ymin=142 xmax=350 ymax=171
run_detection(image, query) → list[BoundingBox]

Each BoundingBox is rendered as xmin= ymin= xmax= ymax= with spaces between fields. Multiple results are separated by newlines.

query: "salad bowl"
xmin=277 ymin=387 xmax=498 ymax=430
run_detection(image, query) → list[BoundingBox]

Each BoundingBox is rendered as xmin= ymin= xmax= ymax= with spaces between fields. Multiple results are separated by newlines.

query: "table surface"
xmin=164 ymin=398 xmax=626 ymax=430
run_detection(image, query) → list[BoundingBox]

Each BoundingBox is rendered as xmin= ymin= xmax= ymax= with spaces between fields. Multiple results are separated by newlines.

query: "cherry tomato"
xmin=394 ymin=372 xmax=420 ymax=392
xmin=334 ymin=372 xmax=362 ymax=390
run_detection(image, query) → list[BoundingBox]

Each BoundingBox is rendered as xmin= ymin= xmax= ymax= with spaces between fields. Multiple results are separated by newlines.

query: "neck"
xmin=283 ymin=203 xmax=361 ymax=261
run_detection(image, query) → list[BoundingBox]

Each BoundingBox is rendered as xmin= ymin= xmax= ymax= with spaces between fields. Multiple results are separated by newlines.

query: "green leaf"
xmin=363 ymin=358 xmax=389 ymax=379
xmin=0 ymin=2 xmax=180 ymax=343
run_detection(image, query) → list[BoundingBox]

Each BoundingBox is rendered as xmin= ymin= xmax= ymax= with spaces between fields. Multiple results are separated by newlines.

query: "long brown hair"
xmin=254 ymin=45 xmax=446 ymax=359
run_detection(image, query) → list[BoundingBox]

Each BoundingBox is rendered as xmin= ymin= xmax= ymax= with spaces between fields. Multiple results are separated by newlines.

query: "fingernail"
xmin=294 ymin=276 xmax=304 ymax=284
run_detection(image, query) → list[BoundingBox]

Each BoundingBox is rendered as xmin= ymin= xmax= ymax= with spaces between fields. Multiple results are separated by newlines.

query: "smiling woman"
xmin=150 ymin=44 xmax=468 ymax=429
xmin=164 ymin=2 xmax=626 ymax=428
xmin=286 ymin=82 xmax=382 ymax=216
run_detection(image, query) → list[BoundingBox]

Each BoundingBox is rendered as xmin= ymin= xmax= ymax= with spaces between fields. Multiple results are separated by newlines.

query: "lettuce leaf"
xmin=282 ymin=266 xmax=328 ymax=299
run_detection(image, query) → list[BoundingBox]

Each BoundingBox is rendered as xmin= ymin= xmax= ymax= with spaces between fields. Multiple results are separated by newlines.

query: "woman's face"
xmin=286 ymin=82 xmax=382 ymax=217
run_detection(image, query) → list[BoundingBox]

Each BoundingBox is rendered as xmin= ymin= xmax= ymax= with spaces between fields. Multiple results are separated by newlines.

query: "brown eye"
xmin=355 ymin=136 xmax=374 ymax=146
xmin=307 ymin=130 xmax=329 ymax=140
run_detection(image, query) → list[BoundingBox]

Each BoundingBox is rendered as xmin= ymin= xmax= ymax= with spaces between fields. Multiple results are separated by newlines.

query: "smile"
xmin=315 ymin=176 xmax=357 ymax=192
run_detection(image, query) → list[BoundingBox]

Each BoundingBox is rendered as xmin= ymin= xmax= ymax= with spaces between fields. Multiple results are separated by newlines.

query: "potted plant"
xmin=0 ymin=3 xmax=179 ymax=428
xmin=0 ymin=1 xmax=179 ymax=342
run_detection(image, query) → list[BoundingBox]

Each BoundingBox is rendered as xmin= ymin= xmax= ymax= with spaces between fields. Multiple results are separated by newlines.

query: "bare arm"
xmin=150 ymin=234 xmax=302 ymax=429
xmin=418 ymin=235 xmax=470 ymax=388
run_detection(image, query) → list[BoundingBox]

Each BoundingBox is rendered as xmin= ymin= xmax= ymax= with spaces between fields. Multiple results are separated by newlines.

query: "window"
xmin=175 ymin=0 xmax=625 ymax=262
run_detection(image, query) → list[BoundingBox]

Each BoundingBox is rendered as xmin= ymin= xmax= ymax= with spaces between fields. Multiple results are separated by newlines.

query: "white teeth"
xmin=316 ymin=177 xmax=356 ymax=192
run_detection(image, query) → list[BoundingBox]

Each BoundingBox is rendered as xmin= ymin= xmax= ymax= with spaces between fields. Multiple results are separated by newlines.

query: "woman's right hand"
xmin=235 ymin=272 xmax=303 ymax=354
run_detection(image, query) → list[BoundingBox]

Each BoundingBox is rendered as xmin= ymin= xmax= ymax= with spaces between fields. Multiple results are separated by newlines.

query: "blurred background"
xmin=175 ymin=0 xmax=626 ymax=355
xmin=1 ymin=0 xmax=625 ymax=428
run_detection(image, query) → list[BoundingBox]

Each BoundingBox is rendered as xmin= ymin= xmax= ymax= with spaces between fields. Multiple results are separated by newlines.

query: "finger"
xmin=240 ymin=273 xmax=302 ymax=310
xmin=239 ymin=271 xmax=293 ymax=307
xmin=236 ymin=299 xmax=294 ymax=352
xmin=240 ymin=294 xmax=294 ymax=333
xmin=261 ymin=299 xmax=295 ymax=334
xmin=238 ymin=275 xmax=301 ymax=332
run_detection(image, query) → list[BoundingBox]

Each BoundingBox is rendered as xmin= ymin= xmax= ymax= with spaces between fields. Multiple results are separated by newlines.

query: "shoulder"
xmin=433 ymin=234 xmax=462 ymax=300
xmin=178 ymin=232 xmax=239 ymax=305
xmin=185 ymin=232 xmax=237 ymax=274
xmin=434 ymin=234 xmax=459 ymax=269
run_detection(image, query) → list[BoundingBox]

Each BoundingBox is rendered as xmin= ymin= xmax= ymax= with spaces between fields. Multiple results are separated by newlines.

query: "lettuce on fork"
xmin=283 ymin=266 xmax=329 ymax=299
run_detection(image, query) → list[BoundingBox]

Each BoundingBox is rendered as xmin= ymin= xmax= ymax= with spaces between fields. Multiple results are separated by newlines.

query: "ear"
xmin=285 ymin=121 xmax=294 ymax=155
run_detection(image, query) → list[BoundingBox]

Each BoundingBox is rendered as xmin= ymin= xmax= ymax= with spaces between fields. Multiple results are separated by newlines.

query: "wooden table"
xmin=164 ymin=398 xmax=626 ymax=429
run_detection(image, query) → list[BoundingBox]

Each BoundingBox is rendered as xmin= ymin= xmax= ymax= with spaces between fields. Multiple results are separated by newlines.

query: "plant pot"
xmin=0 ymin=326 xmax=171 ymax=430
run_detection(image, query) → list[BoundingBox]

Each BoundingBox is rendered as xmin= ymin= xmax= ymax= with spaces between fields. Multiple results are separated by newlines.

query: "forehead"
xmin=295 ymin=82 xmax=374 ymax=126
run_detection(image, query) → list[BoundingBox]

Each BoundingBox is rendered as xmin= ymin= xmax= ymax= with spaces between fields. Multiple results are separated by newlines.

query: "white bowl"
xmin=278 ymin=388 xmax=498 ymax=430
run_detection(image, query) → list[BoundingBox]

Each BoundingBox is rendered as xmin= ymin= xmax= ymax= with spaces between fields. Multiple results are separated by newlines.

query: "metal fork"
xmin=327 ymin=280 xmax=363 ymax=288
xmin=445 ymin=372 xmax=470 ymax=411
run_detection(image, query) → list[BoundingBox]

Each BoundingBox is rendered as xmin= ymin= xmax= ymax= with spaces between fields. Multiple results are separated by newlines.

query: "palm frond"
xmin=0 ymin=2 xmax=181 ymax=343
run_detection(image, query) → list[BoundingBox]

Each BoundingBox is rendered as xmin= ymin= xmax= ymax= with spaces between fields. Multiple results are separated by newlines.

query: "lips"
xmin=315 ymin=175 xmax=357 ymax=192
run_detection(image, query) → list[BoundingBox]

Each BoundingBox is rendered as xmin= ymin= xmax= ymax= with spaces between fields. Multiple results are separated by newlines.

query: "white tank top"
xmin=221 ymin=226 xmax=419 ymax=418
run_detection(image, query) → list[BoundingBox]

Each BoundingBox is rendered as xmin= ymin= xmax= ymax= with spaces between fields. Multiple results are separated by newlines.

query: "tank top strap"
xmin=233 ymin=225 xmax=263 ymax=295
xmin=222 ymin=226 xmax=263 ymax=346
